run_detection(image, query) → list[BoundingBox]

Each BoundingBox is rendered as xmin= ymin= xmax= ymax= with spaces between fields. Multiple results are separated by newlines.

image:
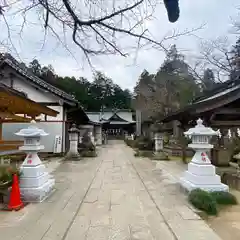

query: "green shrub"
xmin=163 ymin=135 xmax=169 ymax=144
xmin=78 ymin=134 xmax=97 ymax=158
xmin=78 ymin=134 xmax=96 ymax=152
xmin=188 ymin=189 xmax=218 ymax=215
xmin=229 ymin=137 xmax=240 ymax=162
xmin=81 ymin=150 xmax=97 ymax=158
xmin=210 ymin=191 xmax=238 ymax=205
xmin=135 ymin=136 xmax=154 ymax=151
xmin=124 ymin=139 xmax=136 ymax=148
xmin=0 ymin=165 xmax=21 ymax=185
xmin=134 ymin=150 xmax=153 ymax=158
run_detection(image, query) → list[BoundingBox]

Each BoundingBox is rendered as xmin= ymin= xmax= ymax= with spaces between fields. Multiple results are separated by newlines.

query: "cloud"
xmin=0 ymin=0 xmax=239 ymax=90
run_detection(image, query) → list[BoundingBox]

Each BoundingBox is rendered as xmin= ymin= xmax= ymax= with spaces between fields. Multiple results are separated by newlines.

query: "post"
xmin=89 ymin=131 xmax=95 ymax=145
xmin=66 ymin=124 xmax=80 ymax=160
xmin=0 ymin=122 xmax=2 ymax=140
xmin=103 ymin=130 xmax=108 ymax=144
xmin=131 ymin=134 xmax=134 ymax=140
xmin=154 ymin=133 xmax=163 ymax=152
xmin=153 ymin=133 xmax=168 ymax=160
xmin=95 ymin=125 xmax=102 ymax=145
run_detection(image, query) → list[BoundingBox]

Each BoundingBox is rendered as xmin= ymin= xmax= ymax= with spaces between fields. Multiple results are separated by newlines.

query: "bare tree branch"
xmin=231 ymin=6 xmax=240 ymax=34
xmin=0 ymin=0 xmax=200 ymax=63
xmin=196 ymin=37 xmax=234 ymax=81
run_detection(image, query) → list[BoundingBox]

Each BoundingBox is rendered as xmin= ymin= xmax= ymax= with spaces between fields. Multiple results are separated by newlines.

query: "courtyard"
xmin=0 ymin=141 xmax=221 ymax=240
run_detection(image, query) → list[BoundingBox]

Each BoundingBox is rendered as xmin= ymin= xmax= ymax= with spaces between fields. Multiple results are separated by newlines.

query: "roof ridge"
xmin=1 ymin=53 xmax=78 ymax=103
xmin=192 ymin=79 xmax=240 ymax=103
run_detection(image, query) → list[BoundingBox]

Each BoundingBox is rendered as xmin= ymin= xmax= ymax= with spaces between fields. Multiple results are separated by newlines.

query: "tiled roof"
xmin=85 ymin=112 xmax=109 ymax=124
xmin=86 ymin=112 xmax=101 ymax=123
xmin=86 ymin=110 xmax=135 ymax=124
xmin=0 ymin=53 xmax=78 ymax=104
xmin=160 ymin=79 xmax=240 ymax=123
xmin=117 ymin=111 xmax=134 ymax=122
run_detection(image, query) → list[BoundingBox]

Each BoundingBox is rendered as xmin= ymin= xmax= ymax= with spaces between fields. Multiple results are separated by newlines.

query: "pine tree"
xmin=202 ymin=68 xmax=216 ymax=90
xmin=231 ymin=38 xmax=240 ymax=70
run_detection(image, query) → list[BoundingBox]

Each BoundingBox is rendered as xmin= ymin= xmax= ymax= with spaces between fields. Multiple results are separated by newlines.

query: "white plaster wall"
xmin=12 ymin=77 xmax=64 ymax=121
xmin=0 ymin=67 xmax=67 ymax=152
xmin=2 ymin=122 xmax=63 ymax=153
xmin=0 ymin=68 xmax=64 ymax=121
xmin=13 ymin=78 xmax=55 ymax=102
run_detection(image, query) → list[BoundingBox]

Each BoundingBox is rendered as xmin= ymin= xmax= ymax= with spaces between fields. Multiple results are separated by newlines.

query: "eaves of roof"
xmin=161 ymin=81 xmax=240 ymax=123
xmin=0 ymin=55 xmax=78 ymax=106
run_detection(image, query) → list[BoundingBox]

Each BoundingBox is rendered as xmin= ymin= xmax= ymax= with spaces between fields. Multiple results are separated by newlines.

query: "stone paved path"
xmin=0 ymin=141 xmax=222 ymax=239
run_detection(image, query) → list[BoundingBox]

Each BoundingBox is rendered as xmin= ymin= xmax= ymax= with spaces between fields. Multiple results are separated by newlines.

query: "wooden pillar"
xmin=179 ymin=121 xmax=188 ymax=164
xmin=173 ymin=120 xmax=180 ymax=138
xmin=0 ymin=121 xmax=2 ymax=140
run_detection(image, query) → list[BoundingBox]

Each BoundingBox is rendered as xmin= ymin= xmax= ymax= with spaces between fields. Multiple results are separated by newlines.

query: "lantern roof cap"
xmin=15 ymin=124 xmax=48 ymax=137
xmin=68 ymin=123 xmax=80 ymax=133
xmin=184 ymin=118 xmax=217 ymax=136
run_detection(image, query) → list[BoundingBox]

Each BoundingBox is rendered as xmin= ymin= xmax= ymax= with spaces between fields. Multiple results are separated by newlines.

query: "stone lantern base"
xmin=19 ymin=152 xmax=55 ymax=202
xmin=180 ymin=161 xmax=229 ymax=192
xmin=20 ymin=175 xmax=55 ymax=203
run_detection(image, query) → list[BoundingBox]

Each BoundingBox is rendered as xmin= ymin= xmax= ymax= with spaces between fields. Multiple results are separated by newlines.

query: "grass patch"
xmin=151 ymin=152 xmax=169 ymax=161
xmin=210 ymin=191 xmax=238 ymax=205
xmin=80 ymin=151 xmax=97 ymax=158
xmin=188 ymin=189 xmax=218 ymax=215
xmin=124 ymin=139 xmax=136 ymax=148
xmin=134 ymin=150 xmax=153 ymax=158
xmin=168 ymin=155 xmax=192 ymax=162
xmin=188 ymin=189 xmax=238 ymax=216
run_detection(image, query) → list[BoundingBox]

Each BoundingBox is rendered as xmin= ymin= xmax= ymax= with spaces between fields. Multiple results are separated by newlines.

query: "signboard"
xmin=53 ymin=135 xmax=62 ymax=153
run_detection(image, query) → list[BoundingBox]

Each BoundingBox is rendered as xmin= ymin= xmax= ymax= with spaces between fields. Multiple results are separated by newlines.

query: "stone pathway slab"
xmin=0 ymin=141 xmax=222 ymax=240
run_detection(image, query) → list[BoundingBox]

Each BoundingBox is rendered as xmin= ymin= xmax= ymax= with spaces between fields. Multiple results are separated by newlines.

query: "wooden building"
xmin=160 ymin=79 xmax=240 ymax=166
xmin=0 ymin=83 xmax=58 ymax=154
xmin=0 ymin=53 xmax=87 ymax=152
xmin=161 ymin=79 xmax=240 ymax=131
xmin=86 ymin=110 xmax=135 ymax=137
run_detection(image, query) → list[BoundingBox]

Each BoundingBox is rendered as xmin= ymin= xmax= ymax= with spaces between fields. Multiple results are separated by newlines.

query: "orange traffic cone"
xmin=8 ymin=174 xmax=24 ymax=211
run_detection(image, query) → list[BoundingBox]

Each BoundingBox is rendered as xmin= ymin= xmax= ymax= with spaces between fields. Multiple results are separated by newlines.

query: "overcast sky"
xmin=0 ymin=0 xmax=239 ymax=90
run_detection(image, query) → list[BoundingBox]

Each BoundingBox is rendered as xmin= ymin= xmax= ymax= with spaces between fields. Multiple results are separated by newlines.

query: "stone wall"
xmin=164 ymin=146 xmax=194 ymax=158
xmin=222 ymin=172 xmax=240 ymax=190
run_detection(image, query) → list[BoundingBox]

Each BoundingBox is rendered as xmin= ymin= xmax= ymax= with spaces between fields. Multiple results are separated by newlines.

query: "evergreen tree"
xmin=202 ymin=68 xmax=216 ymax=90
xmin=230 ymin=38 xmax=240 ymax=80
xmin=133 ymin=45 xmax=200 ymax=121
xmin=231 ymin=38 xmax=240 ymax=70
xmin=27 ymin=60 xmax=132 ymax=111
xmin=29 ymin=59 xmax=42 ymax=76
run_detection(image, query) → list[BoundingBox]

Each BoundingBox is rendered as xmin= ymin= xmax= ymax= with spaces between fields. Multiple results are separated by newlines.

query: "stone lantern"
xmin=180 ymin=118 xmax=229 ymax=192
xmin=154 ymin=133 xmax=163 ymax=151
xmin=15 ymin=124 xmax=55 ymax=202
xmin=66 ymin=123 xmax=80 ymax=160
xmin=88 ymin=131 xmax=95 ymax=146
xmin=153 ymin=133 xmax=168 ymax=160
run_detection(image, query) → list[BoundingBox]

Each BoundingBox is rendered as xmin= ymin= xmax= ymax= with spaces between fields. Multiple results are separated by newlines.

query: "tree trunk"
xmin=179 ymin=122 xmax=188 ymax=164
xmin=182 ymin=145 xmax=187 ymax=164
